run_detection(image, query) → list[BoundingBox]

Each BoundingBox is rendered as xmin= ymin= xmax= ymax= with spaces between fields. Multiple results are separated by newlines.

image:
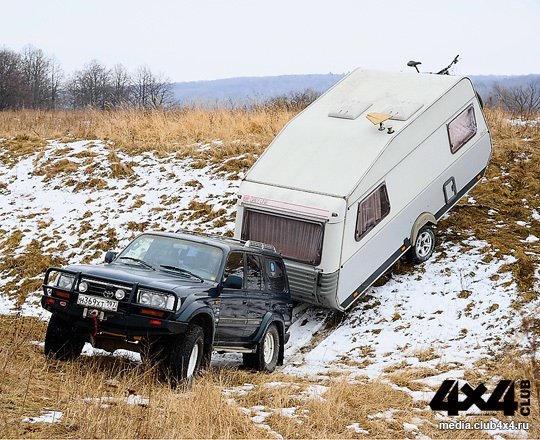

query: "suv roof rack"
xmin=175 ymin=229 xmax=278 ymax=253
xmin=244 ymin=240 xmax=277 ymax=252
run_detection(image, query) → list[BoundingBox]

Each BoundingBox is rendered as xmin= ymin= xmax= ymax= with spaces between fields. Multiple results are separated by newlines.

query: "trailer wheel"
xmin=407 ymin=225 xmax=436 ymax=263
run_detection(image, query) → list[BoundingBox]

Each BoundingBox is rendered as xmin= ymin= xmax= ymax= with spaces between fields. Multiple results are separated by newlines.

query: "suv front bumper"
xmin=41 ymin=295 xmax=188 ymax=339
xmin=42 ymin=296 xmax=188 ymax=337
xmin=42 ymin=267 xmax=186 ymax=338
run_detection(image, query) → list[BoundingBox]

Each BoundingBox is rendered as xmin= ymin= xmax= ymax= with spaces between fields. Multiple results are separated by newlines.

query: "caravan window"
xmin=241 ymin=210 xmax=323 ymax=265
xmin=355 ymin=184 xmax=390 ymax=241
xmin=447 ymin=105 xmax=477 ymax=153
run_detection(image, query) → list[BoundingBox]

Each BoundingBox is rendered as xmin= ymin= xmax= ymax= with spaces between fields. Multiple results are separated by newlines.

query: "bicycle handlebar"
xmin=436 ymin=54 xmax=460 ymax=75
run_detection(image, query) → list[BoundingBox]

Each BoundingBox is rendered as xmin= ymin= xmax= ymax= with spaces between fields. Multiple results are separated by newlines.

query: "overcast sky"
xmin=1 ymin=0 xmax=539 ymax=82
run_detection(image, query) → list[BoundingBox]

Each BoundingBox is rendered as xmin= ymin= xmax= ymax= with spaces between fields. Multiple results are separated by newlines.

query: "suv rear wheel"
xmin=44 ymin=314 xmax=85 ymax=360
xmin=244 ymin=323 xmax=280 ymax=373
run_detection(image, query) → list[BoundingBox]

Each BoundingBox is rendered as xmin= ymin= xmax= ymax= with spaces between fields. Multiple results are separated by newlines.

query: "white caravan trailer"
xmin=234 ymin=69 xmax=492 ymax=311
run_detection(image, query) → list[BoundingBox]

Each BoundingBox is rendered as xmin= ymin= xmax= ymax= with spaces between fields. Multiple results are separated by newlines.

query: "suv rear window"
xmin=241 ymin=209 xmax=323 ymax=265
xmin=263 ymin=258 xmax=286 ymax=293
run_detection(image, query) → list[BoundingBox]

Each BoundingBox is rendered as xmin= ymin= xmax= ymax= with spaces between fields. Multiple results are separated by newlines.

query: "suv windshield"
xmin=118 ymin=235 xmax=223 ymax=281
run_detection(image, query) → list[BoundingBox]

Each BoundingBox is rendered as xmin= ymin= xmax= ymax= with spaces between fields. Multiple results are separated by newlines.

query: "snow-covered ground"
xmin=0 ymin=140 xmax=535 ymax=375
xmin=285 ymin=239 xmax=520 ymax=380
xmin=1 ymin=139 xmax=538 ymax=437
xmin=0 ymin=139 xmax=239 ymax=313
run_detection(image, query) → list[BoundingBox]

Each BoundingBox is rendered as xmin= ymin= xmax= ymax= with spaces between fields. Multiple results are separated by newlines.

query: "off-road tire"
xmin=44 ymin=314 xmax=85 ymax=360
xmin=163 ymin=324 xmax=204 ymax=386
xmin=407 ymin=225 xmax=436 ymax=264
xmin=242 ymin=352 xmax=257 ymax=369
xmin=251 ymin=323 xmax=280 ymax=373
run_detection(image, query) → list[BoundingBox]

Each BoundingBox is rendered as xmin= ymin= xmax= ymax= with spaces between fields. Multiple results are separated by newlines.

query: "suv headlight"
xmin=55 ymin=273 xmax=75 ymax=290
xmin=137 ymin=289 xmax=175 ymax=311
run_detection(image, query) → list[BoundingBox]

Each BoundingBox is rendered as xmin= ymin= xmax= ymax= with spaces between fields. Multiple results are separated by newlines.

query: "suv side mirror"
xmin=104 ymin=251 xmax=117 ymax=264
xmin=222 ymin=274 xmax=243 ymax=289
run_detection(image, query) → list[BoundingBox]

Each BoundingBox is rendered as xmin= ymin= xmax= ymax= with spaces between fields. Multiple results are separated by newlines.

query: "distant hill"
xmin=172 ymin=74 xmax=344 ymax=106
xmin=469 ymin=74 xmax=540 ymax=99
xmin=172 ymin=73 xmax=540 ymax=106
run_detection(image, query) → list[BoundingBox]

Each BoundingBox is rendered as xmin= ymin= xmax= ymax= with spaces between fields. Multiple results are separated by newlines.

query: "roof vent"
xmin=383 ymin=102 xmax=423 ymax=121
xmin=328 ymin=101 xmax=372 ymax=120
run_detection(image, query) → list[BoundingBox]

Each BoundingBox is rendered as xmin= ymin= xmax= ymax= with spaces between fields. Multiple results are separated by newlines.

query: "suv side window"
xmin=224 ymin=252 xmax=244 ymax=287
xmin=263 ymin=258 xmax=286 ymax=293
xmin=245 ymin=254 xmax=262 ymax=290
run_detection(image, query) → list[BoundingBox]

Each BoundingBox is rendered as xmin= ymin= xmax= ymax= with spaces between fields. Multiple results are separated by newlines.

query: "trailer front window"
xmin=241 ymin=210 xmax=323 ymax=266
xmin=447 ymin=104 xmax=477 ymax=153
xmin=355 ymin=184 xmax=390 ymax=241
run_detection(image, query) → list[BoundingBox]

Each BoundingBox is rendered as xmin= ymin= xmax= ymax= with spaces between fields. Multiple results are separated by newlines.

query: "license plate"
xmin=77 ymin=294 xmax=118 ymax=312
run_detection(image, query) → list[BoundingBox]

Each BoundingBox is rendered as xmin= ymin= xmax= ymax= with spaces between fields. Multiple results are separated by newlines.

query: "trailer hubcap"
xmin=263 ymin=331 xmax=275 ymax=365
xmin=416 ymin=231 xmax=433 ymax=258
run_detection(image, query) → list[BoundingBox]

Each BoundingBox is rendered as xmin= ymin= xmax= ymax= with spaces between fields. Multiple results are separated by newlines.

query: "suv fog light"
xmin=78 ymin=281 xmax=88 ymax=293
xmin=115 ymin=289 xmax=126 ymax=300
xmin=56 ymin=273 xmax=75 ymax=290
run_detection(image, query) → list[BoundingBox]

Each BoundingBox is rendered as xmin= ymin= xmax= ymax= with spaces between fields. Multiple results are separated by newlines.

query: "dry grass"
xmin=4 ymin=314 xmax=537 ymax=439
xmin=0 ymin=316 xmax=417 ymax=439
xmin=0 ymin=108 xmax=295 ymax=162
xmin=439 ymin=108 xmax=540 ymax=299
xmin=0 ymin=315 xmax=271 ymax=439
xmin=1 ymin=108 xmax=540 ymax=438
xmin=0 ymin=238 xmax=67 ymax=306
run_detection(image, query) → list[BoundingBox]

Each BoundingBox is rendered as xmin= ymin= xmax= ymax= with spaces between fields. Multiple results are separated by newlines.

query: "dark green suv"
xmin=41 ymin=232 xmax=293 ymax=383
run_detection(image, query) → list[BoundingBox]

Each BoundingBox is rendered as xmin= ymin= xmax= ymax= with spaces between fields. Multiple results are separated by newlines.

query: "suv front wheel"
xmin=44 ymin=314 xmax=85 ymax=360
xmin=244 ymin=323 xmax=280 ymax=372
xmin=164 ymin=324 xmax=205 ymax=386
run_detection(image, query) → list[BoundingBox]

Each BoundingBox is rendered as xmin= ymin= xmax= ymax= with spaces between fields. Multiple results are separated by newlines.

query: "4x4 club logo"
xmin=429 ymin=380 xmax=531 ymax=416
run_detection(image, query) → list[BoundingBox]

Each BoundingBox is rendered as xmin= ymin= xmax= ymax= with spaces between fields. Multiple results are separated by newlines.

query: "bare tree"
xmin=493 ymin=82 xmax=540 ymax=119
xmin=48 ymin=56 xmax=63 ymax=110
xmin=0 ymin=45 xmax=176 ymax=111
xmin=0 ymin=48 xmax=24 ymax=109
xmin=110 ymin=64 xmax=131 ymax=107
xmin=68 ymin=60 xmax=112 ymax=109
xmin=20 ymin=46 xmax=51 ymax=108
xmin=131 ymin=66 xmax=172 ymax=109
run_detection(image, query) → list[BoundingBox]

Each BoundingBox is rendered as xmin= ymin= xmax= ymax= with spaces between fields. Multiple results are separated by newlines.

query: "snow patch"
xmin=23 ymin=410 xmax=63 ymax=423
xmin=346 ymin=423 xmax=369 ymax=434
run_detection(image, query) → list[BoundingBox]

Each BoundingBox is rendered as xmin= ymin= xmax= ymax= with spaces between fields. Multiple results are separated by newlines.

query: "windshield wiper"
xmin=118 ymin=256 xmax=155 ymax=270
xmin=159 ymin=265 xmax=204 ymax=282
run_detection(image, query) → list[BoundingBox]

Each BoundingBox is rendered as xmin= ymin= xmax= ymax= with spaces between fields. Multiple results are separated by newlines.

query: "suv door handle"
xmin=242 ymin=299 xmax=248 ymax=304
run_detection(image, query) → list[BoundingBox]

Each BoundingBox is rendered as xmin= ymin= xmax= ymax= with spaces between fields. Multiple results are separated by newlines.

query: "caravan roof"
xmin=244 ymin=69 xmax=466 ymax=199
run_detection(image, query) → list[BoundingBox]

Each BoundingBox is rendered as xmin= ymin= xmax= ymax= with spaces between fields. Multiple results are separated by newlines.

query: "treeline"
xmin=486 ymin=82 xmax=540 ymax=119
xmin=0 ymin=46 xmax=172 ymax=110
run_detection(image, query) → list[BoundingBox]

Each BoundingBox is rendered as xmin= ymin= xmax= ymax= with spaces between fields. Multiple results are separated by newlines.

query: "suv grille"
xmin=80 ymin=278 xmax=132 ymax=301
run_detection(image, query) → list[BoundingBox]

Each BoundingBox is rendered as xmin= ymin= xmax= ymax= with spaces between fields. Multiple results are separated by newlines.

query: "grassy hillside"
xmin=0 ymin=108 xmax=539 ymax=438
